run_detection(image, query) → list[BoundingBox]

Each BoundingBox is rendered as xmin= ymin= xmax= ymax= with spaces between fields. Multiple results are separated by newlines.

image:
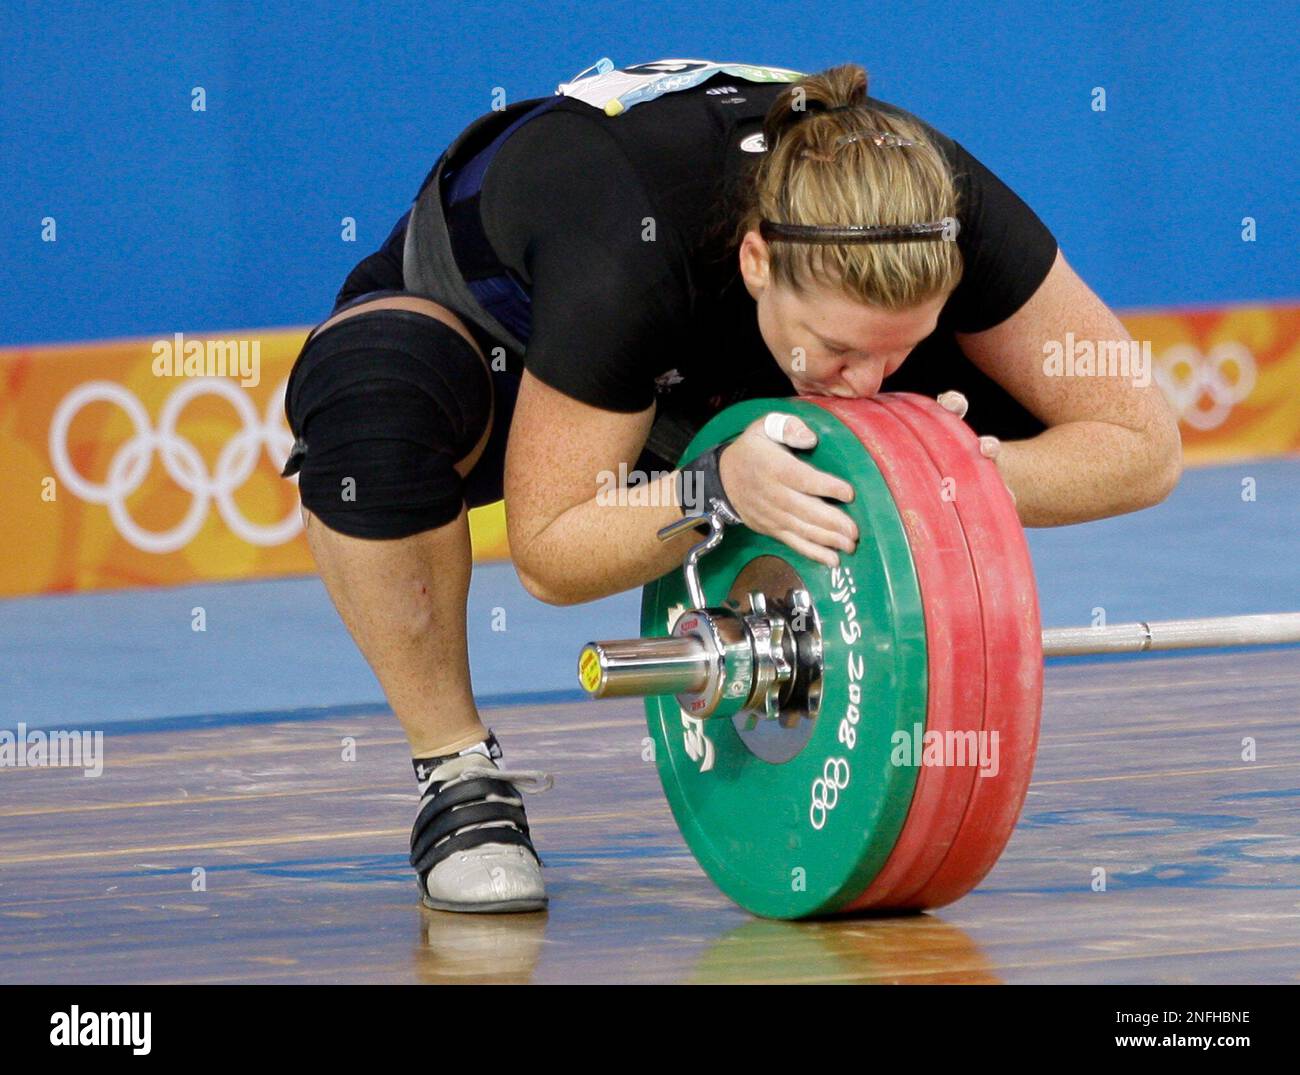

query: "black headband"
xmin=758 ymin=220 xmax=956 ymax=245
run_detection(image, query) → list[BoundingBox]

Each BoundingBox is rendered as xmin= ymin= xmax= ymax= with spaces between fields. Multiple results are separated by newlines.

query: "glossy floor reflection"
xmin=1 ymin=649 xmax=1297 ymax=983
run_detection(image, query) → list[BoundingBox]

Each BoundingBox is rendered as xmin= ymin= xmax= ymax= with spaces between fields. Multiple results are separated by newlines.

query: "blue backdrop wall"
xmin=2 ymin=0 xmax=1296 ymax=346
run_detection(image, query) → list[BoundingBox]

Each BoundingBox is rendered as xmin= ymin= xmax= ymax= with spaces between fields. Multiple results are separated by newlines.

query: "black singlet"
xmin=475 ymin=81 xmax=1058 ymax=448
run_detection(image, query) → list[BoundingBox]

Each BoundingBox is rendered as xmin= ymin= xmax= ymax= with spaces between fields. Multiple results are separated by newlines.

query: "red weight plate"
xmin=877 ymin=393 xmax=1043 ymax=909
xmin=805 ymin=396 xmax=986 ymax=911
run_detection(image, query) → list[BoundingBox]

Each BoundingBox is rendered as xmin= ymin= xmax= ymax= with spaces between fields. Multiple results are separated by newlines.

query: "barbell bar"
xmin=582 ymin=611 xmax=1300 ymax=701
xmin=1040 ymin=612 xmax=1300 ymax=656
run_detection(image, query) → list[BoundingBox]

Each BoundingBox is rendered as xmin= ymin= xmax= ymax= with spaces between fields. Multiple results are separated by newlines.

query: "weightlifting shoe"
xmin=409 ymin=732 xmax=552 ymax=913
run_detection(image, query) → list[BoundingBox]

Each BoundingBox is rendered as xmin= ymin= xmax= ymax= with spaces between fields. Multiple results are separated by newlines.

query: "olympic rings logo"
xmin=48 ymin=378 xmax=301 ymax=554
xmin=1154 ymin=343 xmax=1256 ymax=431
xmin=809 ymin=756 xmax=850 ymax=831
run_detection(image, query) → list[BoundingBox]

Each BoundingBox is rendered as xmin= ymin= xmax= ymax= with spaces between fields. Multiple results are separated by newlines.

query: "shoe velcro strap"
xmin=430 ymin=776 xmax=521 ymax=808
xmin=411 ymin=821 xmax=539 ymax=880
xmin=410 ymin=800 xmax=530 ymax=872
xmin=409 ymin=776 xmax=521 ymax=849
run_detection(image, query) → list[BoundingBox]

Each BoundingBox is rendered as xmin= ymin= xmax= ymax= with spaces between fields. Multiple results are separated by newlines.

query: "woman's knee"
xmin=282 ymin=295 xmax=495 ymax=540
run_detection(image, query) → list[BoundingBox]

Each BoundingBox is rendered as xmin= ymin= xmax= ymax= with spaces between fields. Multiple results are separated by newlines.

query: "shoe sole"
xmin=420 ymin=892 xmax=548 ymax=914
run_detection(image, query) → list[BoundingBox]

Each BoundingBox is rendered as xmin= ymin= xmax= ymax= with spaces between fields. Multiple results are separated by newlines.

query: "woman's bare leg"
xmin=297 ymin=295 xmax=494 ymax=758
xmin=304 ymin=504 xmax=485 ymax=757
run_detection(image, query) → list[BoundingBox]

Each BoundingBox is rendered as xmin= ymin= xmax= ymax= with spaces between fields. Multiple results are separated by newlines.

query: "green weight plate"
xmin=641 ymin=397 xmax=927 ymax=919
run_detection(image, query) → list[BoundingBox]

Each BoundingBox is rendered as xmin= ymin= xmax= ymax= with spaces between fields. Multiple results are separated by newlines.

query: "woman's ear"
xmin=738 ymin=230 xmax=770 ymax=296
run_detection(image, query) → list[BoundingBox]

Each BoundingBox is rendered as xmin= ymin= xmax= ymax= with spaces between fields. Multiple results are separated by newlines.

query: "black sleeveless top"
xmin=473 ymin=76 xmax=1058 ymax=447
xmin=348 ymin=70 xmax=1059 ymax=452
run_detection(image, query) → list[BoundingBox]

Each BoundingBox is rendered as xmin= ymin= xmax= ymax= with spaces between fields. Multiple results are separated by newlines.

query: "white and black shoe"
xmin=409 ymin=731 xmax=551 ymax=914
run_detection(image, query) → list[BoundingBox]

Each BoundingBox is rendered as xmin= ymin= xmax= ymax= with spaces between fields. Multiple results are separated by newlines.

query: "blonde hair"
xmin=731 ymin=64 xmax=962 ymax=309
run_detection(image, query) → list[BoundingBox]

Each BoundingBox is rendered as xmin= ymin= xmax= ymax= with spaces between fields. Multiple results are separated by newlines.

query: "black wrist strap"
xmin=677 ymin=436 xmax=742 ymax=529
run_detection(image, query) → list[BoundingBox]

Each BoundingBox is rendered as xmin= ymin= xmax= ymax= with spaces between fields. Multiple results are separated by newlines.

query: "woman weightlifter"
xmin=281 ymin=60 xmax=1181 ymax=913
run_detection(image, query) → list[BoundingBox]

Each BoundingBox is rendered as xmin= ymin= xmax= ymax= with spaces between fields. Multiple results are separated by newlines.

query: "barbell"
xmin=575 ymin=393 xmax=1300 ymax=920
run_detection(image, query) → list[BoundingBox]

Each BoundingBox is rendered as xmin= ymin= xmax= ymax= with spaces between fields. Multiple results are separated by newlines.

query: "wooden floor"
xmin=2 ymin=649 xmax=1298 ymax=984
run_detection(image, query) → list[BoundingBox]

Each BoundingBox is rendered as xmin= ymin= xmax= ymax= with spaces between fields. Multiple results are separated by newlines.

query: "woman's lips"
xmin=792 ymin=380 xmax=870 ymax=399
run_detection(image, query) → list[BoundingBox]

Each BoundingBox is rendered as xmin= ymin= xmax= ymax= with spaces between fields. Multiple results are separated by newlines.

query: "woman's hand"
xmin=717 ymin=411 xmax=858 ymax=567
xmin=937 ymin=390 xmax=1017 ymax=506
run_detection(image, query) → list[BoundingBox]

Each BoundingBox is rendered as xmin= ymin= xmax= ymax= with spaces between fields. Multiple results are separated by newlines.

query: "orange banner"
xmin=0 ymin=302 xmax=1296 ymax=598
xmin=0 ymin=329 xmax=509 ymax=597
xmin=1122 ymin=302 xmax=1300 ymax=465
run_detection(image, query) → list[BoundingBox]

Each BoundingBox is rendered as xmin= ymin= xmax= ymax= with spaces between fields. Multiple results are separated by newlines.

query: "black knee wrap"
xmin=282 ymin=308 xmax=492 ymax=539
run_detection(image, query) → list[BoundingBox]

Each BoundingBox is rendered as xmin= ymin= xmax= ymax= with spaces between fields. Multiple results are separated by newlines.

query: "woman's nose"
xmin=838 ymin=361 xmax=884 ymax=398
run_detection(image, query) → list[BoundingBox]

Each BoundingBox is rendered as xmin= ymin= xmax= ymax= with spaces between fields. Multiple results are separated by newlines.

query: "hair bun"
xmin=765 ymin=64 xmax=871 ymax=143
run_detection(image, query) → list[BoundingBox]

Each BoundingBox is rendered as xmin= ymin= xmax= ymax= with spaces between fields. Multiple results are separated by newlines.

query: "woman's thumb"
xmin=762 ymin=411 xmax=818 ymax=449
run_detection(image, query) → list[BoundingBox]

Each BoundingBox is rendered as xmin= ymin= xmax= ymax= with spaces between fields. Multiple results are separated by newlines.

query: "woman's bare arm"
xmin=956 ymin=249 xmax=1183 ymax=526
xmin=504 ymin=371 xmax=699 ymax=605
xmin=505 ymin=371 xmax=861 ymax=605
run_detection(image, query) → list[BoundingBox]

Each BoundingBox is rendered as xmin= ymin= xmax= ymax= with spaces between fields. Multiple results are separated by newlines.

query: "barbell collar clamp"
xmin=657 ymin=510 xmax=726 ymax=610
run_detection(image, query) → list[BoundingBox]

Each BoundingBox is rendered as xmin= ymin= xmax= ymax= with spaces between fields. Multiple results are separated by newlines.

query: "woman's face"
xmin=739 ymin=230 xmax=949 ymax=398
